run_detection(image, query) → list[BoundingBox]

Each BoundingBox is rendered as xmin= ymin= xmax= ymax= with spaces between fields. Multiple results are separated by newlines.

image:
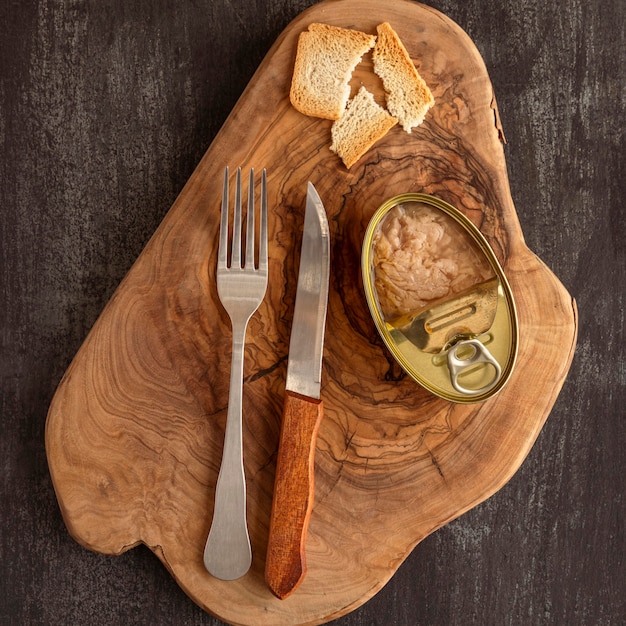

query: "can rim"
xmin=361 ymin=193 xmax=519 ymax=404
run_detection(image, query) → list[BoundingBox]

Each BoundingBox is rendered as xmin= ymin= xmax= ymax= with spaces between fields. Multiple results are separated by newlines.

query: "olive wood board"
xmin=45 ymin=1 xmax=578 ymax=624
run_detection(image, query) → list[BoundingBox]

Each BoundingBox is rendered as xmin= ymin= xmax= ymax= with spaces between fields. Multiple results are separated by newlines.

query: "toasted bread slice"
xmin=372 ymin=22 xmax=434 ymax=132
xmin=290 ymin=23 xmax=376 ymax=120
xmin=330 ymin=86 xmax=398 ymax=168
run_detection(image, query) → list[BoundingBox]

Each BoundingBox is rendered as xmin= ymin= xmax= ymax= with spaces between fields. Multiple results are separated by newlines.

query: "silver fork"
xmin=204 ymin=166 xmax=268 ymax=580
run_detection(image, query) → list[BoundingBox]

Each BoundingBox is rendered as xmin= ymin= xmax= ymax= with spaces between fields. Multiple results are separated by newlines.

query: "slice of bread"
xmin=372 ymin=22 xmax=434 ymax=132
xmin=330 ymin=86 xmax=398 ymax=168
xmin=290 ymin=23 xmax=376 ymax=120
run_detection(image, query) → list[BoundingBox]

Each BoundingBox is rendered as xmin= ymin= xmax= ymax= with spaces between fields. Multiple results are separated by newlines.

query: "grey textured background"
xmin=1 ymin=0 xmax=624 ymax=624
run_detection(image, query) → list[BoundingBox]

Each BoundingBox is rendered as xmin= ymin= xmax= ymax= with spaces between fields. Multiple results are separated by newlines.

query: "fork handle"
xmin=265 ymin=390 xmax=323 ymax=599
xmin=204 ymin=321 xmax=252 ymax=580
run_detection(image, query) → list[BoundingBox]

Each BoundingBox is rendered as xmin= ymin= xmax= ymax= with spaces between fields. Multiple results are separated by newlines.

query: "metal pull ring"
xmin=447 ymin=338 xmax=502 ymax=396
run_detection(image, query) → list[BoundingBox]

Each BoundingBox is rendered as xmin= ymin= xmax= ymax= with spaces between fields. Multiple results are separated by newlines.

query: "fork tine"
xmin=259 ymin=169 xmax=268 ymax=272
xmin=218 ymin=166 xmax=229 ymax=267
xmin=231 ymin=167 xmax=243 ymax=269
xmin=245 ymin=168 xmax=255 ymax=268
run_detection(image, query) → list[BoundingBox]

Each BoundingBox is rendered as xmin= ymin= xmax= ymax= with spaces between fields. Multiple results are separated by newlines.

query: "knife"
xmin=264 ymin=182 xmax=330 ymax=599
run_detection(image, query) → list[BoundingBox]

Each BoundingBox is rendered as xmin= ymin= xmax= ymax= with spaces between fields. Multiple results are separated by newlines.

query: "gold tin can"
xmin=362 ymin=193 xmax=519 ymax=404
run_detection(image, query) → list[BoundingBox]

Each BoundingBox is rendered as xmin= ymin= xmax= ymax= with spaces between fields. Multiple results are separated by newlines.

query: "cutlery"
xmin=265 ymin=182 xmax=330 ymax=599
xmin=204 ymin=166 xmax=268 ymax=580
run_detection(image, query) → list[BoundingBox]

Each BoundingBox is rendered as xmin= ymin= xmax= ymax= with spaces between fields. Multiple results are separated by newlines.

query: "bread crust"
xmin=330 ymin=87 xmax=398 ymax=168
xmin=373 ymin=22 xmax=434 ymax=132
xmin=289 ymin=21 xmax=434 ymax=167
xmin=289 ymin=23 xmax=376 ymax=120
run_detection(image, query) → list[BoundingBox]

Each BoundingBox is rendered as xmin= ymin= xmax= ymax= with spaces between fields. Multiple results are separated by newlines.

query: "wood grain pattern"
xmin=43 ymin=1 xmax=577 ymax=624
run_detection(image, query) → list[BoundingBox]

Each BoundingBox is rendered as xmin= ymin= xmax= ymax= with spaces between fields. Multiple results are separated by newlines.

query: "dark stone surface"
xmin=1 ymin=0 xmax=623 ymax=624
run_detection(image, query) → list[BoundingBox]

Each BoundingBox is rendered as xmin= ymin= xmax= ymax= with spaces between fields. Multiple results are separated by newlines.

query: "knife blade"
xmin=265 ymin=182 xmax=330 ymax=599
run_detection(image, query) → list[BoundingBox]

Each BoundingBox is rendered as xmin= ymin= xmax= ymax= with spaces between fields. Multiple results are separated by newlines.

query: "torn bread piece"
xmin=372 ymin=22 xmax=434 ymax=132
xmin=330 ymin=86 xmax=398 ymax=169
xmin=290 ymin=23 xmax=376 ymax=120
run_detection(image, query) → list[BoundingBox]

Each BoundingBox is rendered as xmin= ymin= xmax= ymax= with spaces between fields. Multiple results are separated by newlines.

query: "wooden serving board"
xmin=45 ymin=1 xmax=577 ymax=624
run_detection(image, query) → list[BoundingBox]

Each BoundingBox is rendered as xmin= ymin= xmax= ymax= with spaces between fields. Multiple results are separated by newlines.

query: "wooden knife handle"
xmin=265 ymin=390 xmax=323 ymax=599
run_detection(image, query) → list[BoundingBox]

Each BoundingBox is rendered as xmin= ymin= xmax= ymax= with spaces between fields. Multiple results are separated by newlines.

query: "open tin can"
xmin=362 ymin=193 xmax=519 ymax=404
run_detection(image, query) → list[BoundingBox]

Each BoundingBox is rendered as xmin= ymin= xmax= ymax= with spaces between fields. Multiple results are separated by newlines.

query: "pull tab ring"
xmin=447 ymin=339 xmax=502 ymax=396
